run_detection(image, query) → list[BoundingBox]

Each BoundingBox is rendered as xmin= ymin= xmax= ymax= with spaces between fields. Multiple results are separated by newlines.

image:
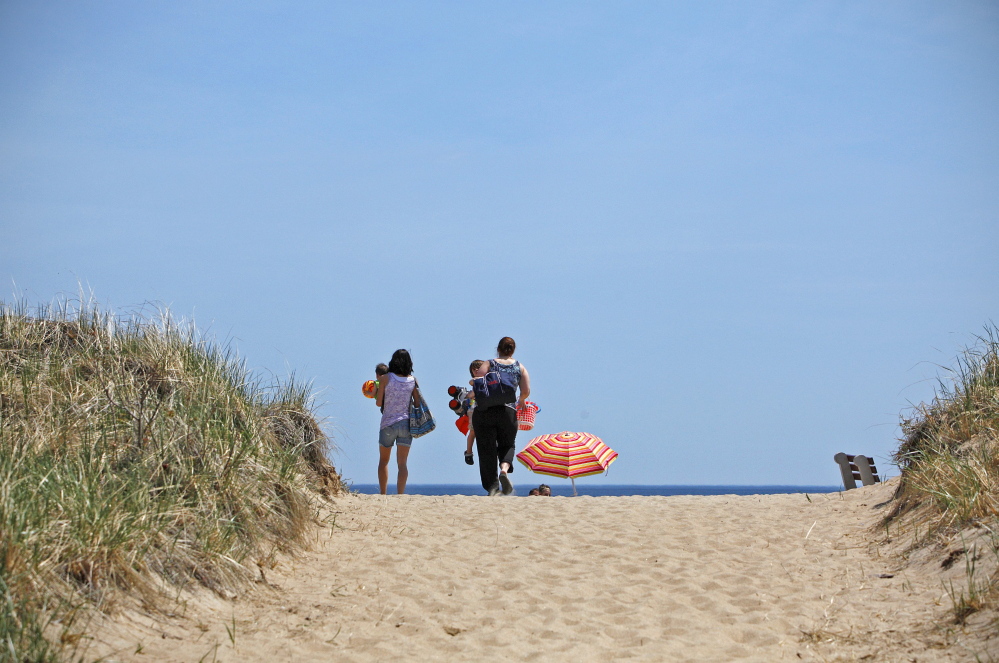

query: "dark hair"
xmin=469 ymin=359 xmax=484 ymax=377
xmin=375 ymin=363 xmax=389 ymax=377
xmin=387 ymin=349 xmax=413 ymax=376
xmin=497 ymin=337 xmax=516 ymax=358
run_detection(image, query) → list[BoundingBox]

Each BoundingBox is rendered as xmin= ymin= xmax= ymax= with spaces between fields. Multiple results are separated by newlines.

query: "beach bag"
xmin=516 ymin=401 xmax=539 ymax=431
xmin=408 ymin=380 xmax=436 ymax=438
xmin=472 ymin=360 xmax=519 ymax=408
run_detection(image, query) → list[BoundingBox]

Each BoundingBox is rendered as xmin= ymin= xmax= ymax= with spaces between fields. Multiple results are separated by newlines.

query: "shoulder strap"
xmin=410 ymin=378 xmax=423 ymax=406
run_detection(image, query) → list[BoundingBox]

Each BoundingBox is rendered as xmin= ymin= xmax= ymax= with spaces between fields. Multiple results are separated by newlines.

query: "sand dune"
xmin=86 ymin=479 xmax=995 ymax=661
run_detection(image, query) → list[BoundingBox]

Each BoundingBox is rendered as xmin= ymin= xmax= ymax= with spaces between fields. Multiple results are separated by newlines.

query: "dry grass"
xmin=886 ymin=324 xmax=999 ymax=625
xmin=0 ymin=298 xmax=342 ymax=662
xmin=890 ymin=325 xmax=999 ymax=529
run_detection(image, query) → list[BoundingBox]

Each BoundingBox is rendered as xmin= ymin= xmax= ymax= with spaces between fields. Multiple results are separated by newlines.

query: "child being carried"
xmin=448 ymin=359 xmax=489 ymax=466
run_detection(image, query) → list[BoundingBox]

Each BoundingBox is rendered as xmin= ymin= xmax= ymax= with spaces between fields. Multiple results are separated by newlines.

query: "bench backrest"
xmin=833 ymin=453 xmax=880 ymax=490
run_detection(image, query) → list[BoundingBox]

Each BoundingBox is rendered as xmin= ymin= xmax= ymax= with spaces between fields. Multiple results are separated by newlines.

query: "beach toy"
xmin=362 ymin=379 xmax=378 ymax=399
xmin=516 ymin=401 xmax=539 ymax=431
xmin=447 ymin=385 xmax=471 ymax=417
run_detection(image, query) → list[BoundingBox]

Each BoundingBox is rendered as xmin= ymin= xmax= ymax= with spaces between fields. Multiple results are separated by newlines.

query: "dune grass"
xmin=892 ymin=325 xmax=999 ymax=527
xmin=888 ymin=324 xmax=999 ymax=623
xmin=0 ymin=298 xmax=341 ymax=661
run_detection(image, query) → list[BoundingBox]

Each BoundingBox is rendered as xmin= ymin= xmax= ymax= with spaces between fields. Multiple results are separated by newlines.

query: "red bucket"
xmin=516 ymin=401 xmax=539 ymax=431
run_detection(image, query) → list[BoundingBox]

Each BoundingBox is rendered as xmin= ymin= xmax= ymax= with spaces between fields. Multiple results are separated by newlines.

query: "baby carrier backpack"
xmin=472 ymin=360 xmax=519 ymax=408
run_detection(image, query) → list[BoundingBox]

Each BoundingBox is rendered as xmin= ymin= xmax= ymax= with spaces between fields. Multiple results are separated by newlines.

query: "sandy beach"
xmin=86 ymin=479 xmax=995 ymax=662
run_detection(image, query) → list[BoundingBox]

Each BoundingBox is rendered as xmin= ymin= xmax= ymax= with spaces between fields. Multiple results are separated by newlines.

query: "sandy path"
xmin=88 ymin=480 xmax=992 ymax=661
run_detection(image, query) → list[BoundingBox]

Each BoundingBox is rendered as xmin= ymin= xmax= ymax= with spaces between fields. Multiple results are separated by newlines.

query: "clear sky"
xmin=2 ymin=1 xmax=997 ymax=488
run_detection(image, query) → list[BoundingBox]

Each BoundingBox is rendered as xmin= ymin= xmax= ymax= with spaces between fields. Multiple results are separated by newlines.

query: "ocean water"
xmin=348 ymin=484 xmax=842 ymax=497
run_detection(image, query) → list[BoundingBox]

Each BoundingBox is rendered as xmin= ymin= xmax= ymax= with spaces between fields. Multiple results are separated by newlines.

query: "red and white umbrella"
xmin=516 ymin=431 xmax=618 ymax=495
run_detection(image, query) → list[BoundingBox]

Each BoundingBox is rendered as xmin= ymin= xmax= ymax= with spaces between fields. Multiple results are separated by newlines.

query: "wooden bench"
xmin=834 ymin=453 xmax=880 ymax=490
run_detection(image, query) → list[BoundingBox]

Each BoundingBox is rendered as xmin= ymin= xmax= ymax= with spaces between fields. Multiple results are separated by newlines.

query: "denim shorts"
xmin=379 ymin=419 xmax=412 ymax=448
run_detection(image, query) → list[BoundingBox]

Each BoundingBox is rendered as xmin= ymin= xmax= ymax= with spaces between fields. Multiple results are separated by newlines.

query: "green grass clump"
xmin=0 ymin=298 xmax=341 ymax=662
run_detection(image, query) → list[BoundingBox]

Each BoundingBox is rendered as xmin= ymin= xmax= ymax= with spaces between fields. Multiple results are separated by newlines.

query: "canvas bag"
xmin=472 ymin=359 xmax=520 ymax=408
xmin=408 ymin=379 xmax=436 ymax=438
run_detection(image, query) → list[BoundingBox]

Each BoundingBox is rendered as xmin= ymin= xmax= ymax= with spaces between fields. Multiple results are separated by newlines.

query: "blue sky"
xmin=2 ymin=1 xmax=997 ymax=487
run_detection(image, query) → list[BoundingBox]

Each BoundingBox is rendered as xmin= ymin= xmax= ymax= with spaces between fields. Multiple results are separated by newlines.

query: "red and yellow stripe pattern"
xmin=516 ymin=431 xmax=618 ymax=479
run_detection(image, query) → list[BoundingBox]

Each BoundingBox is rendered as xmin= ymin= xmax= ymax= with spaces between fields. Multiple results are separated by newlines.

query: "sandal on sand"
xmin=499 ymin=473 xmax=513 ymax=496
xmin=487 ymin=483 xmax=501 ymax=496
xmin=464 ymin=451 xmax=474 ymax=466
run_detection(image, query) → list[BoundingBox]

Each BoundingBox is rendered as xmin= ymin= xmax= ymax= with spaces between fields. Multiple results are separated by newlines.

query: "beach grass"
xmin=0 ymin=298 xmax=341 ymax=661
xmin=888 ymin=324 xmax=999 ymax=622
xmin=891 ymin=324 xmax=999 ymax=526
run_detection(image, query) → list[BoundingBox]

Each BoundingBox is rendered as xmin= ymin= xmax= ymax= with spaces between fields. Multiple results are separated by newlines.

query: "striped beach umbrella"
xmin=516 ymin=431 xmax=618 ymax=495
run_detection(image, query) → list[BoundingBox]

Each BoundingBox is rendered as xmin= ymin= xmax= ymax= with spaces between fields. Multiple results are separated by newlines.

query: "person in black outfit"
xmin=472 ymin=336 xmax=531 ymax=496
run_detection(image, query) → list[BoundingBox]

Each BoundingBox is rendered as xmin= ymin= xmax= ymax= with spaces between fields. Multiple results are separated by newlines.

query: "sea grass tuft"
xmin=0 ymin=297 xmax=341 ymax=661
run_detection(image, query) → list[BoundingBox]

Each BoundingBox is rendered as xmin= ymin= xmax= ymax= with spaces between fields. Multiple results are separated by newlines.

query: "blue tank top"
xmin=490 ymin=359 xmax=521 ymax=409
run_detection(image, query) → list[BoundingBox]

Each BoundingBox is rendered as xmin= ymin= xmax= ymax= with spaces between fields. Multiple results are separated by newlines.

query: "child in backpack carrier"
xmin=448 ymin=360 xmax=489 ymax=466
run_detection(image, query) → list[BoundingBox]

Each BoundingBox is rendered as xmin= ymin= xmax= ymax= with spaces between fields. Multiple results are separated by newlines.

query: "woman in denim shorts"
xmin=374 ymin=349 xmax=416 ymax=494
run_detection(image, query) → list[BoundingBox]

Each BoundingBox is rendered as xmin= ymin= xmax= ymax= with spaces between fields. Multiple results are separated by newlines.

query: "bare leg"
xmin=396 ymin=444 xmax=411 ymax=494
xmin=500 ymin=461 xmax=511 ymax=474
xmin=378 ymin=445 xmax=392 ymax=495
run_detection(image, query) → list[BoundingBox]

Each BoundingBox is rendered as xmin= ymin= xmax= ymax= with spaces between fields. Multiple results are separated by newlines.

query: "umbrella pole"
xmin=571 ymin=477 xmax=577 ymax=497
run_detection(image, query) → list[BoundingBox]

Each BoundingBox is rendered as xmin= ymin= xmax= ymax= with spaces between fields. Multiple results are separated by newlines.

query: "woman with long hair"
xmin=374 ymin=349 xmax=416 ymax=494
xmin=472 ymin=336 xmax=531 ymax=495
